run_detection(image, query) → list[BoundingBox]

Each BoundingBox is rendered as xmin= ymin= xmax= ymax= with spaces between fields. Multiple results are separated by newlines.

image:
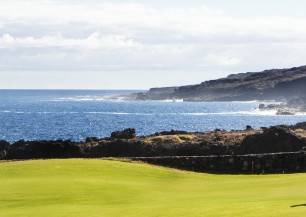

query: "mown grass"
xmin=0 ymin=159 xmax=306 ymax=217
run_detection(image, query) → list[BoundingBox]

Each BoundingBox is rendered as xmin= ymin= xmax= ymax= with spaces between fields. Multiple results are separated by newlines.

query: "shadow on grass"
xmin=290 ymin=204 xmax=306 ymax=208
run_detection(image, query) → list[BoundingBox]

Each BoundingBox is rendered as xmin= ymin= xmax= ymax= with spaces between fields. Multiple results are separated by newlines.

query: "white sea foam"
xmin=84 ymin=112 xmax=154 ymax=116
xmin=180 ymin=109 xmax=278 ymax=116
xmin=48 ymin=96 xmax=126 ymax=102
xmin=230 ymin=100 xmax=284 ymax=104
xmin=0 ymin=110 xmax=12 ymax=113
xmin=0 ymin=110 xmax=284 ymax=116
xmin=228 ymin=100 xmax=259 ymax=104
xmin=295 ymin=112 xmax=306 ymax=116
xmin=159 ymin=99 xmax=184 ymax=103
xmin=0 ymin=111 xmax=27 ymax=114
xmin=85 ymin=112 xmax=129 ymax=115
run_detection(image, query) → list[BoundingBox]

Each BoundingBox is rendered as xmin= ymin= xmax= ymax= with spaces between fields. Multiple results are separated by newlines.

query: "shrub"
xmin=145 ymin=134 xmax=197 ymax=144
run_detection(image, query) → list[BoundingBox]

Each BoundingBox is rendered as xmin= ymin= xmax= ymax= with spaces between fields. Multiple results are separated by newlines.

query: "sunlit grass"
xmin=0 ymin=159 xmax=305 ymax=217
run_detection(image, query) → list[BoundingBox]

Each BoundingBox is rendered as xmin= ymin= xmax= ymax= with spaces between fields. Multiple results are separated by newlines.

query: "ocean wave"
xmin=295 ymin=112 xmax=306 ymax=116
xmin=230 ymin=100 xmax=283 ymax=104
xmin=84 ymin=112 xmax=154 ymax=116
xmin=2 ymin=110 xmax=304 ymax=116
xmin=0 ymin=110 xmax=26 ymax=114
xmin=180 ymin=110 xmax=278 ymax=116
xmin=159 ymin=99 xmax=184 ymax=102
xmin=47 ymin=96 xmax=124 ymax=102
xmin=49 ymin=98 xmax=105 ymax=102
xmin=0 ymin=110 xmax=12 ymax=113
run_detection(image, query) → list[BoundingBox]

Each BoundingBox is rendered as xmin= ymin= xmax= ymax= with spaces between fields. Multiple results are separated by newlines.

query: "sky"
xmin=1 ymin=0 xmax=306 ymax=89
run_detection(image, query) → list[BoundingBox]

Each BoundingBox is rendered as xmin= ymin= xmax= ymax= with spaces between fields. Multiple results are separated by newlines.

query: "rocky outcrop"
xmin=152 ymin=130 xmax=189 ymax=136
xmin=1 ymin=123 xmax=306 ymax=161
xmin=287 ymin=96 xmax=306 ymax=112
xmin=4 ymin=140 xmax=83 ymax=160
xmin=237 ymin=126 xmax=306 ymax=154
xmin=0 ymin=140 xmax=9 ymax=159
xmin=1 ymin=124 xmax=306 ymax=174
xmin=111 ymin=128 xmax=136 ymax=140
xmin=131 ymin=66 xmax=306 ymax=110
xmin=290 ymin=122 xmax=306 ymax=130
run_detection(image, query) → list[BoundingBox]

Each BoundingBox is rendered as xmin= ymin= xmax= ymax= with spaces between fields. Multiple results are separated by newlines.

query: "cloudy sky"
xmin=1 ymin=0 xmax=306 ymax=89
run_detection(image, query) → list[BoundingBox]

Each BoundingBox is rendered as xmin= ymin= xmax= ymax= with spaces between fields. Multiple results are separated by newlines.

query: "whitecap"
xmin=179 ymin=109 xmax=278 ymax=116
xmin=84 ymin=112 xmax=154 ymax=116
xmin=0 ymin=110 xmax=11 ymax=113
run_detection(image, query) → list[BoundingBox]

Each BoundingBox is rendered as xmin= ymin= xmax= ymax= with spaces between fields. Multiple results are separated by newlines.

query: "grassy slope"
xmin=0 ymin=159 xmax=306 ymax=217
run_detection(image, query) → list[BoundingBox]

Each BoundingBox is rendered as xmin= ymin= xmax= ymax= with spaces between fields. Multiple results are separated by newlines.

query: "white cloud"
xmin=0 ymin=33 xmax=143 ymax=49
xmin=1 ymin=1 xmax=306 ymax=40
xmin=0 ymin=0 xmax=306 ymax=88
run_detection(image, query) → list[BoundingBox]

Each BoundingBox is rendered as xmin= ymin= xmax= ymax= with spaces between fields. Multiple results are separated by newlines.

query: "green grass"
xmin=0 ymin=159 xmax=306 ymax=217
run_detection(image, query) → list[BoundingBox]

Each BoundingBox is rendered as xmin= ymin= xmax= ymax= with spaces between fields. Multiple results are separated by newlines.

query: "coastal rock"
xmin=1 ymin=122 xmax=306 ymax=160
xmin=111 ymin=128 xmax=136 ymax=140
xmin=131 ymin=65 xmax=306 ymax=113
xmin=0 ymin=140 xmax=9 ymax=159
xmin=135 ymin=92 xmax=148 ymax=100
xmin=0 ymin=140 xmax=9 ymax=148
xmin=259 ymin=104 xmax=265 ymax=109
xmin=290 ymin=122 xmax=306 ymax=130
xmin=12 ymin=139 xmax=26 ymax=148
xmin=85 ymin=137 xmax=99 ymax=143
xmin=287 ymin=96 xmax=306 ymax=112
xmin=140 ymin=66 xmax=306 ymax=101
xmin=276 ymin=110 xmax=295 ymax=115
xmin=6 ymin=140 xmax=82 ymax=159
xmin=245 ymin=125 xmax=254 ymax=131
xmin=153 ymin=130 xmax=189 ymax=136
xmin=237 ymin=126 xmax=306 ymax=154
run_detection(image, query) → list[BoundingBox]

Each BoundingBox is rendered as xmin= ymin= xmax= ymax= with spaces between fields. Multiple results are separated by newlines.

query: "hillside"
xmin=132 ymin=66 xmax=306 ymax=106
xmin=1 ymin=159 xmax=306 ymax=217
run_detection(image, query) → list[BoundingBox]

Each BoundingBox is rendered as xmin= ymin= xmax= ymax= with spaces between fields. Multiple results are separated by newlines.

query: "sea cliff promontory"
xmin=128 ymin=65 xmax=306 ymax=113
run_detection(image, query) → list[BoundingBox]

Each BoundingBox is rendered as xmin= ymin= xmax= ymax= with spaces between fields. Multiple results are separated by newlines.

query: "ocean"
xmin=0 ymin=90 xmax=305 ymax=142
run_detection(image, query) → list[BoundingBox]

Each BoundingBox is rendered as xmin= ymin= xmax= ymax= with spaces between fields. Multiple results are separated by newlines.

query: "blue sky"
xmin=0 ymin=0 xmax=306 ymax=89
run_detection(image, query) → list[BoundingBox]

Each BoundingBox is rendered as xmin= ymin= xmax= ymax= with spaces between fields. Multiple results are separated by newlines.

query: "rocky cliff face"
xmin=134 ymin=65 xmax=306 ymax=103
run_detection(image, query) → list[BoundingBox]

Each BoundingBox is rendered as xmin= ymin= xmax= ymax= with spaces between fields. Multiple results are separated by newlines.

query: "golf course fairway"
xmin=0 ymin=159 xmax=305 ymax=217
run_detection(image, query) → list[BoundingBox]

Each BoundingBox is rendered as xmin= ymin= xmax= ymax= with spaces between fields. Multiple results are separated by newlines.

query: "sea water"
xmin=0 ymin=90 xmax=305 ymax=142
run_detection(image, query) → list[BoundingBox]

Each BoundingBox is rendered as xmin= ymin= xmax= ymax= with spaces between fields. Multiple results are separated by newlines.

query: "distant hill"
xmin=132 ymin=65 xmax=306 ymax=105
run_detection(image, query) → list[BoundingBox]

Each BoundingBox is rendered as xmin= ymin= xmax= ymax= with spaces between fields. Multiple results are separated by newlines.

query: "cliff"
xmin=132 ymin=65 xmax=306 ymax=104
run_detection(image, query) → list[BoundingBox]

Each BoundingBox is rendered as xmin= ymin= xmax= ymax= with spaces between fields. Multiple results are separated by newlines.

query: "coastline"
xmin=1 ymin=122 xmax=306 ymax=160
xmin=120 ymin=95 xmax=306 ymax=115
xmin=1 ymin=122 xmax=306 ymax=174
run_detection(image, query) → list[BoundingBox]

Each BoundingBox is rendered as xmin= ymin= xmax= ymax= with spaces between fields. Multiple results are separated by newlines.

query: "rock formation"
xmin=1 ymin=122 xmax=306 ymax=160
xmin=129 ymin=65 xmax=306 ymax=111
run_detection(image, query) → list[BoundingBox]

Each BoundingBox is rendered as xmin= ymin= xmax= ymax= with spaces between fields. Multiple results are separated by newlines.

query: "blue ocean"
xmin=0 ymin=90 xmax=305 ymax=142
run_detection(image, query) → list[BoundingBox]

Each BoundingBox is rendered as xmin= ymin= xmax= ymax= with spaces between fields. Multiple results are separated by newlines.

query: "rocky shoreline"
xmin=258 ymin=102 xmax=303 ymax=115
xmin=1 ymin=122 xmax=306 ymax=161
xmin=122 ymin=65 xmax=306 ymax=114
xmin=257 ymin=96 xmax=306 ymax=115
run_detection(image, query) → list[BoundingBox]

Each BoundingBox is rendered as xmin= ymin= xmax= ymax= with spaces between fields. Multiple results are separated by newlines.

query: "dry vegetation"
xmin=144 ymin=134 xmax=198 ymax=144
